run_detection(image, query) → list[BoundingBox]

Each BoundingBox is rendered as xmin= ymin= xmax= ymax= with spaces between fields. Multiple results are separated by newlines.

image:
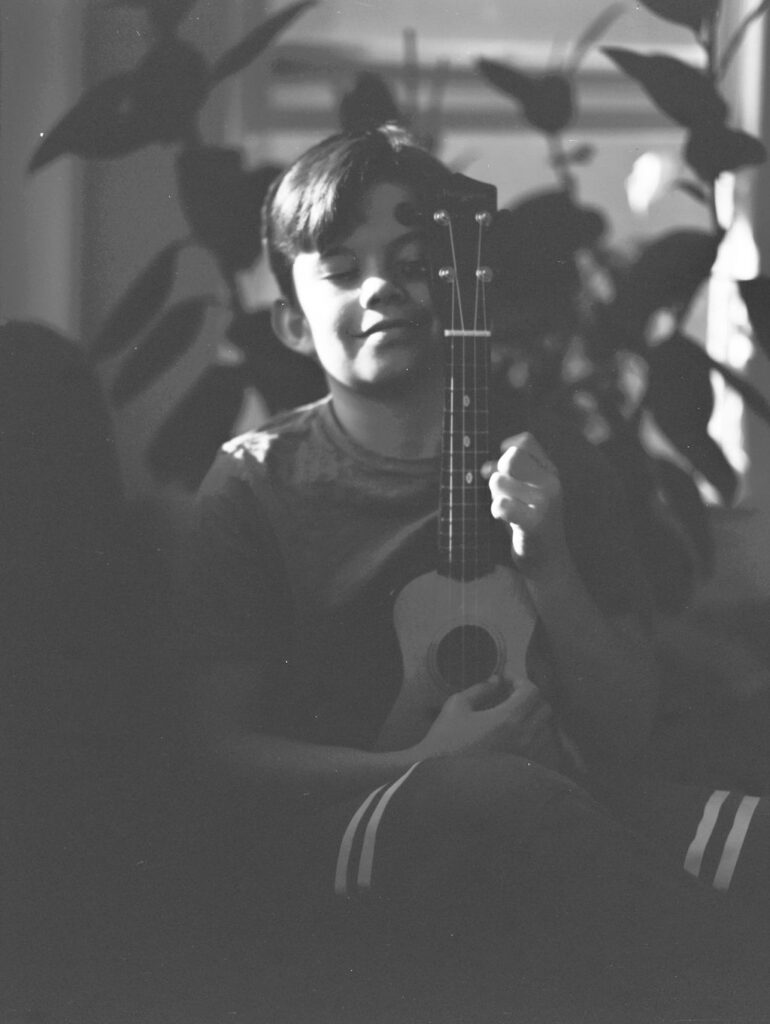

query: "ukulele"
xmin=374 ymin=172 xmax=551 ymax=754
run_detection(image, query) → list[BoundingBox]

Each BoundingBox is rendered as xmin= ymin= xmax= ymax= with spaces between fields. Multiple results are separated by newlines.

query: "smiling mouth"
xmin=358 ymin=319 xmax=416 ymax=338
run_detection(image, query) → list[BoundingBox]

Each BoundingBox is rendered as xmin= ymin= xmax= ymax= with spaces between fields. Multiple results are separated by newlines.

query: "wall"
xmin=0 ymin=0 xmax=85 ymax=337
xmin=78 ymin=1 xmax=243 ymax=494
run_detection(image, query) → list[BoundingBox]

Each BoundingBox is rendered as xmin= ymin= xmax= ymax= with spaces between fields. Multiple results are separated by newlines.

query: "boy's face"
xmin=276 ymin=182 xmax=441 ymax=394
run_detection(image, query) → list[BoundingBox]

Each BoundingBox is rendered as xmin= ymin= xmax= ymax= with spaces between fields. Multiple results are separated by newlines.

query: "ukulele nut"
xmin=476 ymin=266 xmax=494 ymax=283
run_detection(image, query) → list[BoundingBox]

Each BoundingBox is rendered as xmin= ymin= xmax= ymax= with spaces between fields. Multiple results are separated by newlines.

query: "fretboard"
xmin=438 ymin=330 xmax=494 ymax=580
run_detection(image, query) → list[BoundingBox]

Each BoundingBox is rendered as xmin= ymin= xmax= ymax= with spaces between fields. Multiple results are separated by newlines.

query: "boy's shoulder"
xmin=220 ymin=396 xmax=331 ymax=466
xmin=199 ymin=395 xmax=340 ymax=501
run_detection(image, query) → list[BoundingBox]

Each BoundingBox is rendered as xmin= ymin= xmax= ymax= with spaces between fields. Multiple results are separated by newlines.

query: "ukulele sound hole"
xmin=434 ymin=625 xmax=500 ymax=690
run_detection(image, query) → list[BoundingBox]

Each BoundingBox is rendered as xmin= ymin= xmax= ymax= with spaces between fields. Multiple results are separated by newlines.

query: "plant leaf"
xmin=652 ymin=456 xmax=714 ymax=573
xmin=738 ymin=276 xmax=770 ymax=360
xmin=209 ymin=0 xmax=316 ymax=86
xmin=146 ymin=364 xmax=247 ymax=489
xmin=107 ymin=0 xmax=200 ymax=32
xmin=706 ymin=351 xmax=770 ymax=425
xmin=339 ymin=72 xmax=403 ymax=134
xmin=685 ymin=126 xmax=767 ymax=180
xmin=613 ymin=229 xmax=720 ymax=326
xmin=602 ymin=47 xmax=727 ymax=130
xmin=477 ymin=59 xmax=574 ymax=135
xmin=645 ymin=333 xmax=737 ymax=503
xmin=176 ymin=147 xmax=282 ymax=272
xmin=131 ymin=39 xmax=210 ymax=144
xmin=28 ymin=73 xmax=145 ymax=172
xmin=91 ymin=243 xmax=182 ymax=360
xmin=228 ymin=307 xmax=327 ymax=412
xmin=566 ymin=3 xmax=625 ymax=73
xmin=111 ymin=296 xmax=211 ymax=406
xmin=636 ymin=0 xmax=719 ymax=32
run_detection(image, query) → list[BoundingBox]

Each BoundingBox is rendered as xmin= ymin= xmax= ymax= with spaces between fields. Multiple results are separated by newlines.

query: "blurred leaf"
xmin=28 ymin=74 xmax=145 ymax=172
xmin=91 ymin=242 xmax=182 ymax=360
xmin=476 ymin=60 xmax=574 ymax=135
xmin=501 ymin=190 xmax=606 ymax=254
xmin=177 ymin=147 xmax=282 ymax=272
xmin=133 ymin=38 xmax=209 ymax=143
xmin=146 ymin=364 xmax=246 ymax=489
xmin=652 ymin=456 xmax=714 ymax=573
xmin=602 ymin=48 xmax=727 ymax=130
xmin=490 ymin=192 xmax=605 ymax=339
xmin=229 ymin=308 xmax=327 ymax=412
xmin=111 ymin=297 xmax=211 ymax=406
xmin=489 ymin=190 xmax=606 ymax=337
xmin=685 ymin=126 xmax=766 ymax=180
xmin=646 ymin=333 xmax=737 ymax=503
xmin=566 ymin=3 xmax=625 ymax=72
xmin=613 ymin=229 xmax=719 ymax=326
xmin=738 ymin=276 xmax=770 ymax=360
xmin=599 ymin=423 xmax=657 ymax=509
xmin=107 ymin=0 xmax=200 ymax=32
xmin=706 ymin=351 xmax=770 ymax=425
xmin=636 ymin=0 xmax=718 ymax=32
xmin=339 ymin=72 xmax=403 ymax=134
xmin=210 ymin=0 xmax=316 ymax=86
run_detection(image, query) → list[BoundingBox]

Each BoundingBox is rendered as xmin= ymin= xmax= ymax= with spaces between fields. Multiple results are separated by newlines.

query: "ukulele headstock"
xmin=427 ymin=172 xmax=498 ymax=337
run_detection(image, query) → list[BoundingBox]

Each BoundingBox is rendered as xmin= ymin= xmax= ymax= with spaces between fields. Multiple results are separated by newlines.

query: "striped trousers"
xmin=311 ymin=755 xmax=770 ymax=1021
xmin=333 ymin=757 xmax=769 ymax=903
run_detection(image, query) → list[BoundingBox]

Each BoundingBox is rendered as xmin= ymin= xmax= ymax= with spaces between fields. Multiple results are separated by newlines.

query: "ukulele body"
xmin=374 ymin=564 xmax=537 ymax=751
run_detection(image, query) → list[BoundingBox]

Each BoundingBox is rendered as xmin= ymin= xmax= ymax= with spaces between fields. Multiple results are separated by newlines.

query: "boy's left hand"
xmin=486 ymin=433 xmax=573 ymax=579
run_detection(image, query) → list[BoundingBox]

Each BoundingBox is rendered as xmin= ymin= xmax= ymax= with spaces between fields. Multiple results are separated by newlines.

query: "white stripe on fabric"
xmin=712 ymin=795 xmax=761 ymax=892
xmin=334 ymin=783 xmax=388 ymax=896
xmin=683 ymin=790 xmax=730 ymax=880
xmin=357 ymin=761 xmax=423 ymax=892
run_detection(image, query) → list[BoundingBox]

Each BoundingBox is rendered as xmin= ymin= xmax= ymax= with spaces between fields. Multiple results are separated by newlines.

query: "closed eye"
xmin=396 ymin=258 xmax=429 ymax=281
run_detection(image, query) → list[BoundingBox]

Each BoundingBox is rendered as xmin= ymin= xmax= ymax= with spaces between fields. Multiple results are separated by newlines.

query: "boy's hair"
xmin=263 ymin=124 xmax=450 ymax=304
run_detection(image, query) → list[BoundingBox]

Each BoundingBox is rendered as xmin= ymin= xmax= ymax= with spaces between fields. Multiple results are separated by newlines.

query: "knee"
xmin=409 ymin=753 xmax=591 ymax=831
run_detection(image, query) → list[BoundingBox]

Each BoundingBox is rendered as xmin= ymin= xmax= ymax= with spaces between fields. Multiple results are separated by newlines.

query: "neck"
xmin=328 ymin=373 xmax=444 ymax=459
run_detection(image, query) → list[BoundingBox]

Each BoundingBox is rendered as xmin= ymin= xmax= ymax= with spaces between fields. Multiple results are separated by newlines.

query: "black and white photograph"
xmin=4 ymin=1 xmax=770 ymax=1020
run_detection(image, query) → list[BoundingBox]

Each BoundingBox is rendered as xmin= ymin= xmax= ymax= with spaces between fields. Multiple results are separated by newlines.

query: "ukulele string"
xmin=444 ymin=213 xmax=468 ymax=671
xmin=473 ymin=212 xmax=488 ymax=677
xmin=476 ymin=214 xmax=491 ymax=593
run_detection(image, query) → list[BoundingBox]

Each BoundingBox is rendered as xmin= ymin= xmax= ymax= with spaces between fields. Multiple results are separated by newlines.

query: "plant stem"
xmin=718 ymin=0 xmax=770 ymax=79
xmin=547 ymin=134 xmax=576 ymax=196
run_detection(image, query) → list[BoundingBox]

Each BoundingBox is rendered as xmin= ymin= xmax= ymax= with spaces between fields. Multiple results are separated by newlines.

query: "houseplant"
xmin=24 ymin=0 xmax=770 ymax=612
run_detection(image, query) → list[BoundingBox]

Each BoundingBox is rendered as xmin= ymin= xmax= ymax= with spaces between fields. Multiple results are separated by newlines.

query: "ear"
xmin=271 ymin=298 xmax=316 ymax=358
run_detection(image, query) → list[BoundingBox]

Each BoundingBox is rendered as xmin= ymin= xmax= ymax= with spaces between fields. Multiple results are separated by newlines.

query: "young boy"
xmin=189 ymin=126 xmax=770 ymax=1021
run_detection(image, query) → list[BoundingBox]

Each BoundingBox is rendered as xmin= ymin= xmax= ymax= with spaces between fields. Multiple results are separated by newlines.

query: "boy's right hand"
xmin=415 ymin=676 xmax=557 ymax=764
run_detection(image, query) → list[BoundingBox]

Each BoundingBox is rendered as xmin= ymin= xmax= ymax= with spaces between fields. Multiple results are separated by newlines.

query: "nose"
xmin=359 ymin=272 xmax=404 ymax=309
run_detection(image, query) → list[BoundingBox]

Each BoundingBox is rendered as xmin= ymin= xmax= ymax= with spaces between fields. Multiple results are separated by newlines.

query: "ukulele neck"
xmin=438 ymin=327 xmax=494 ymax=581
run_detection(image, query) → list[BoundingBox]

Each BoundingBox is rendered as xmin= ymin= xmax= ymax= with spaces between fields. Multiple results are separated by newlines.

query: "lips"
xmin=358 ymin=318 xmax=416 ymax=338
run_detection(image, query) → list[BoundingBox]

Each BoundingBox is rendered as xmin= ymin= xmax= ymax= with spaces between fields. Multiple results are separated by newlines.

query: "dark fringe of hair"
xmin=263 ymin=125 xmax=448 ymax=303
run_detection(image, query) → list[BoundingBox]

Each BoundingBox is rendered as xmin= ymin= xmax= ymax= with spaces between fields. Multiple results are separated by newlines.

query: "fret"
xmin=431 ymin=174 xmax=497 ymax=581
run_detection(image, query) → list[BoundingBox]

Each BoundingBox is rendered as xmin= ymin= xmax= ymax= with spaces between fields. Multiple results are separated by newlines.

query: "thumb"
xmin=460 ymin=675 xmax=510 ymax=710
